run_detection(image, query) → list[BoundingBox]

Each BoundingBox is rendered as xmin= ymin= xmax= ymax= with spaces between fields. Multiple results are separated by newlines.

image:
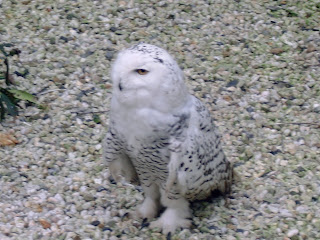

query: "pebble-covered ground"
xmin=0 ymin=0 xmax=319 ymax=239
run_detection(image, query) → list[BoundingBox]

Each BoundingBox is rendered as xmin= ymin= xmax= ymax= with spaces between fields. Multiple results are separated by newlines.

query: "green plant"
xmin=0 ymin=43 xmax=37 ymax=121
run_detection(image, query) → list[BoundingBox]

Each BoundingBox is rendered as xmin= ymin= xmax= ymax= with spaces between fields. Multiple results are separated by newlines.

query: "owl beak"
xmin=118 ymin=82 xmax=123 ymax=91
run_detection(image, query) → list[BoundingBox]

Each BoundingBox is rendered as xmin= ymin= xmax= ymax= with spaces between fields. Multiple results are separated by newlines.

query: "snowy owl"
xmin=103 ymin=43 xmax=233 ymax=234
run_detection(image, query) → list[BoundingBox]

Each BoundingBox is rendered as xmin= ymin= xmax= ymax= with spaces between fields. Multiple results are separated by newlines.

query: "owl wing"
xmin=103 ymin=125 xmax=140 ymax=185
xmin=166 ymin=97 xmax=232 ymax=200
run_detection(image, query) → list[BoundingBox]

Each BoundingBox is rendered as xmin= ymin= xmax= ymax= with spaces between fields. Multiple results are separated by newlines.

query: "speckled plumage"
xmin=103 ymin=43 xmax=232 ymax=234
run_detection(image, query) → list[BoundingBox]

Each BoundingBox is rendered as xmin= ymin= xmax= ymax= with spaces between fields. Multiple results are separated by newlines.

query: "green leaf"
xmin=8 ymin=89 xmax=37 ymax=104
xmin=0 ymin=100 xmax=5 ymax=121
xmin=0 ymin=92 xmax=18 ymax=116
xmin=93 ymin=114 xmax=101 ymax=124
xmin=0 ymin=43 xmax=13 ymax=56
xmin=4 ymin=58 xmax=11 ymax=86
xmin=0 ymin=88 xmax=19 ymax=105
xmin=9 ymin=49 xmax=21 ymax=56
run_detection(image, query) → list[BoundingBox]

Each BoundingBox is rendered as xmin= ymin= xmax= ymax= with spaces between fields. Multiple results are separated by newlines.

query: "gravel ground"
xmin=1 ymin=0 xmax=320 ymax=239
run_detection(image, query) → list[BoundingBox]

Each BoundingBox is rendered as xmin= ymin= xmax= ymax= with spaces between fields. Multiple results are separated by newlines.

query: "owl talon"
xmin=140 ymin=218 xmax=150 ymax=229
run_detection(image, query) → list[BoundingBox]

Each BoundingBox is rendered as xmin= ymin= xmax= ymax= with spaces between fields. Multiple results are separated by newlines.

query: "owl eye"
xmin=136 ymin=69 xmax=149 ymax=75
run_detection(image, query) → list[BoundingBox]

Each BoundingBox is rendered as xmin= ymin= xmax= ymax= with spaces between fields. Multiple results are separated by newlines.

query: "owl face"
xmin=110 ymin=44 xmax=189 ymax=110
xmin=112 ymin=44 xmax=180 ymax=91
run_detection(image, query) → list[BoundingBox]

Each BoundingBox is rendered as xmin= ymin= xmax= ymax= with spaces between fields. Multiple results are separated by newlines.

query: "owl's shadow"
xmin=191 ymin=189 xmax=226 ymax=206
xmin=190 ymin=189 xmax=230 ymax=219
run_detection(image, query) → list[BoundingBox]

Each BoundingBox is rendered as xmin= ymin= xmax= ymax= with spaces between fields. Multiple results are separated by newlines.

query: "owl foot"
xmin=136 ymin=197 xmax=159 ymax=220
xmin=150 ymin=208 xmax=192 ymax=234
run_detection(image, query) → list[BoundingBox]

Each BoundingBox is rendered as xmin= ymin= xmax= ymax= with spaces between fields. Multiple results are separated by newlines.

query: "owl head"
xmin=110 ymin=43 xmax=189 ymax=112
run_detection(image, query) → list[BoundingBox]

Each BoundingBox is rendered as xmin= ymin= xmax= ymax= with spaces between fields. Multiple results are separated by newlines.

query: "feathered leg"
xmin=103 ymin=130 xmax=139 ymax=184
xmin=150 ymin=187 xmax=191 ymax=234
xmin=136 ymin=183 xmax=161 ymax=220
xmin=108 ymin=155 xmax=139 ymax=184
